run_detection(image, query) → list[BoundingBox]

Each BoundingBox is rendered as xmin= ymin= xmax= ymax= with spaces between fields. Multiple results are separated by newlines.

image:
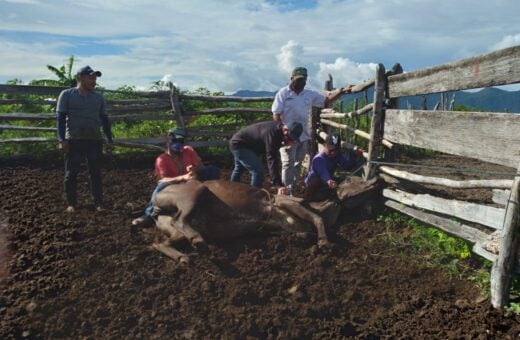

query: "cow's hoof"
xmin=178 ymin=256 xmax=190 ymax=265
xmin=192 ymin=238 xmax=209 ymax=254
xmin=318 ymin=238 xmax=331 ymax=249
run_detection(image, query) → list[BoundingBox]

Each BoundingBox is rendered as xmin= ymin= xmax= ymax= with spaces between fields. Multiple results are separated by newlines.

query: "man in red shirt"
xmin=132 ymin=127 xmax=219 ymax=227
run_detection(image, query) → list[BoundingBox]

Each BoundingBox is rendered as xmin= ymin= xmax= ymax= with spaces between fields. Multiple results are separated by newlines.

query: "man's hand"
xmin=353 ymin=146 xmax=365 ymax=157
xmin=58 ymin=141 xmax=69 ymax=153
xmin=341 ymin=84 xmax=353 ymax=94
xmin=277 ymin=186 xmax=289 ymax=195
xmin=327 ymin=179 xmax=337 ymax=189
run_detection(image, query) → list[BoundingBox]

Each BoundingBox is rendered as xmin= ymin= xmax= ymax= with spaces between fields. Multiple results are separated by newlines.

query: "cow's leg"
xmin=276 ymin=199 xmax=329 ymax=247
xmin=153 ymin=241 xmax=189 ymax=264
xmin=171 ymin=218 xmax=208 ymax=252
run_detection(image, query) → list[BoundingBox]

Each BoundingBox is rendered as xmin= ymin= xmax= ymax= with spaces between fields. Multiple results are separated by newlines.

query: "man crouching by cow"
xmin=131 ymin=127 xmax=220 ymax=228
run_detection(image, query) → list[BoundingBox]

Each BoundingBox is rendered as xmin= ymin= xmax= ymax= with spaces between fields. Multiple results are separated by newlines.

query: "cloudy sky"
xmin=1 ymin=0 xmax=519 ymax=93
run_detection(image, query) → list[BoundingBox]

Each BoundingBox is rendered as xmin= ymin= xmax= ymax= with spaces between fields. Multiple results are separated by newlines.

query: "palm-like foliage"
xmin=30 ymin=55 xmax=77 ymax=87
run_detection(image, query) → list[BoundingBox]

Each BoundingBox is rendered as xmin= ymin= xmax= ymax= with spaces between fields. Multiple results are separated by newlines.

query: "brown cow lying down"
xmin=150 ymin=177 xmax=381 ymax=263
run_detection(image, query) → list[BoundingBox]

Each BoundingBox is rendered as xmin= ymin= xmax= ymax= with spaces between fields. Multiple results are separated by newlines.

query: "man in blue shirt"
xmin=304 ymin=134 xmax=363 ymax=201
xmin=56 ymin=66 xmax=114 ymax=213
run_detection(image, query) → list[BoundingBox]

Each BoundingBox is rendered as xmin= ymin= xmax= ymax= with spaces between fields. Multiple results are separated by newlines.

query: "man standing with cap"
xmin=272 ymin=66 xmax=353 ymax=192
xmin=304 ymin=134 xmax=364 ymax=201
xmin=229 ymin=120 xmax=302 ymax=193
xmin=132 ymin=127 xmax=220 ymax=227
xmin=56 ymin=65 xmax=114 ymax=213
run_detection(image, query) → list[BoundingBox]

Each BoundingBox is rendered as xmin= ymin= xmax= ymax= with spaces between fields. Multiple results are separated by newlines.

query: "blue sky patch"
xmin=265 ymin=0 xmax=317 ymax=12
xmin=0 ymin=30 xmax=127 ymax=56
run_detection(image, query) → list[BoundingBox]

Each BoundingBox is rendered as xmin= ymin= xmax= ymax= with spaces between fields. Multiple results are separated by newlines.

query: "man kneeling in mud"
xmin=303 ymin=134 xmax=364 ymax=202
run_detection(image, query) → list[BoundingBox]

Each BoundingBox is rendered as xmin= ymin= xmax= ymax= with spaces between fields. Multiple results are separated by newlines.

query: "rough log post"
xmin=383 ymin=63 xmax=403 ymax=162
xmin=168 ymin=83 xmax=185 ymax=129
xmin=491 ymin=162 xmax=520 ymax=309
xmin=352 ymin=98 xmax=359 ymax=145
xmin=364 ymin=63 xmax=386 ymax=180
xmin=324 ymin=74 xmax=334 ymax=136
xmin=310 ymin=107 xmax=320 ymax=158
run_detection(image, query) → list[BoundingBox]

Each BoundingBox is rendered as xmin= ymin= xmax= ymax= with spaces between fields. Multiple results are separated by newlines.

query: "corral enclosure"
xmin=0 ymin=45 xmax=520 ymax=337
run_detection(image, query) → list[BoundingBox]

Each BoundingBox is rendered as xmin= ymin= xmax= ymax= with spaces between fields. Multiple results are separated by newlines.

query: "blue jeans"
xmin=230 ymin=148 xmax=264 ymax=188
xmin=144 ymin=164 xmax=220 ymax=217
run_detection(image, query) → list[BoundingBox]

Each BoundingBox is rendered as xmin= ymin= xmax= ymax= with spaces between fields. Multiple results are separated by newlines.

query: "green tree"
xmin=30 ymin=55 xmax=77 ymax=87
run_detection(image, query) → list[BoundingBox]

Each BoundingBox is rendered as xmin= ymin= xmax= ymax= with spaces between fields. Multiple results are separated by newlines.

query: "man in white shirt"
xmin=272 ymin=67 xmax=352 ymax=194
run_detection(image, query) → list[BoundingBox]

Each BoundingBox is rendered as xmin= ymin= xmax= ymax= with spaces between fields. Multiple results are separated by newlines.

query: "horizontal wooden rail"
xmin=0 ymin=124 xmax=55 ymax=132
xmin=383 ymin=188 xmax=505 ymax=230
xmin=387 ymin=45 xmax=520 ymax=97
xmin=380 ymin=166 xmax=514 ymax=189
xmin=320 ymin=103 xmax=373 ymax=119
xmin=320 ymin=118 xmax=393 ymax=149
xmin=385 ymin=199 xmax=489 ymax=244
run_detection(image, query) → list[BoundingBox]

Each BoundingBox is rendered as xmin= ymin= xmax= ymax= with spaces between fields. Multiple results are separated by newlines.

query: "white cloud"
xmin=490 ymin=34 xmax=520 ymax=51
xmin=317 ymin=58 xmax=377 ymax=88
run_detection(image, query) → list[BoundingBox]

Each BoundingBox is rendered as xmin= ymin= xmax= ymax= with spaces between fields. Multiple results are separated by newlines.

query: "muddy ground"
xmin=0 ymin=152 xmax=519 ymax=339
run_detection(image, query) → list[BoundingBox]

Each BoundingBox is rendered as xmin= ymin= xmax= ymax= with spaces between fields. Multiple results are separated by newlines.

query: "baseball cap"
xmin=291 ymin=67 xmax=308 ymax=79
xmin=288 ymin=121 xmax=303 ymax=142
xmin=325 ymin=134 xmax=341 ymax=150
xmin=77 ymin=65 xmax=102 ymax=77
xmin=168 ymin=127 xmax=187 ymax=139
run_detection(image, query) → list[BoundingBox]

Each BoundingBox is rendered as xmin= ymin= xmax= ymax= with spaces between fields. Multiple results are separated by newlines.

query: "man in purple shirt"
xmin=304 ymin=134 xmax=363 ymax=201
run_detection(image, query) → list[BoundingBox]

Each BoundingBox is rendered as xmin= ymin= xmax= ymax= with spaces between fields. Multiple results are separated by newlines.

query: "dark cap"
xmin=77 ymin=65 xmax=102 ymax=77
xmin=288 ymin=121 xmax=303 ymax=142
xmin=168 ymin=127 xmax=186 ymax=139
xmin=325 ymin=134 xmax=341 ymax=150
xmin=291 ymin=67 xmax=307 ymax=79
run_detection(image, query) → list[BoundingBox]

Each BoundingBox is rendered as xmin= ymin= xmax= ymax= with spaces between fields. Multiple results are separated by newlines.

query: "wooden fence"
xmin=0 ymin=83 xmax=274 ymax=151
xmin=313 ymin=45 xmax=520 ymax=309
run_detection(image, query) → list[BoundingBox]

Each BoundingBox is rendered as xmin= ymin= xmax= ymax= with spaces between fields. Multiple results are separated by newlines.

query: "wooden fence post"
xmin=168 ymin=83 xmax=185 ymax=129
xmin=383 ymin=63 xmax=403 ymax=162
xmin=491 ymin=162 xmax=520 ymax=308
xmin=310 ymin=107 xmax=320 ymax=158
xmin=363 ymin=63 xmax=386 ymax=180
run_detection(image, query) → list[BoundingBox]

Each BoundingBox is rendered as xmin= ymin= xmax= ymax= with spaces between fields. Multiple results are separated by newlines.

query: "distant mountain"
xmin=232 ymin=88 xmax=520 ymax=113
xmin=398 ymin=88 xmax=520 ymax=113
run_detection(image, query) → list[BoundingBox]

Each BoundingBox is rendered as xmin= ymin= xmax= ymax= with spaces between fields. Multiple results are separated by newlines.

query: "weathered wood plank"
xmin=383 ymin=188 xmax=505 ymax=230
xmin=385 ymin=199 xmax=489 ymax=244
xmin=0 ymin=124 xmax=56 ymax=132
xmin=184 ymin=107 xmax=271 ymax=116
xmin=320 ymin=103 xmax=373 ymax=119
xmin=0 ymin=136 xmax=229 ymax=148
xmin=320 ymin=118 xmax=393 ymax=149
xmin=0 ymin=113 xmax=55 ymax=121
xmin=384 ymin=109 xmax=520 ymax=168
xmin=472 ymin=242 xmax=498 ymax=262
xmin=491 ymin=163 xmax=520 ymax=308
xmin=388 ymin=45 xmax=520 ymax=97
xmin=380 ymin=166 xmax=513 ymax=189
xmin=492 ymin=189 xmax=511 ymax=206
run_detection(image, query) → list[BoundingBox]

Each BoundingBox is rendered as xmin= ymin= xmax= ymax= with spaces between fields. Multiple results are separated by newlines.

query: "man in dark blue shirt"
xmin=304 ymin=134 xmax=363 ymax=201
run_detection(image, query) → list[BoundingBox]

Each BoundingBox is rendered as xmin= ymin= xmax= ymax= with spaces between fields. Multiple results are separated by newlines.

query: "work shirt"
xmin=56 ymin=87 xmax=111 ymax=141
xmin=154 ymin=146 xmax=202 ymax=178
xmin=271 ymin=85 xmax=326 ymax=142
xmin=304 ymin=150 xmax=358 ymax=186
xmin=229 ymin=121 xmax=285 ymax=187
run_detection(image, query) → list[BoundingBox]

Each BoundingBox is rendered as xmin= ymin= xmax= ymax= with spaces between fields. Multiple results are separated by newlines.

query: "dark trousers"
xmin=64 ymin=139 xmax=103 ymax=206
